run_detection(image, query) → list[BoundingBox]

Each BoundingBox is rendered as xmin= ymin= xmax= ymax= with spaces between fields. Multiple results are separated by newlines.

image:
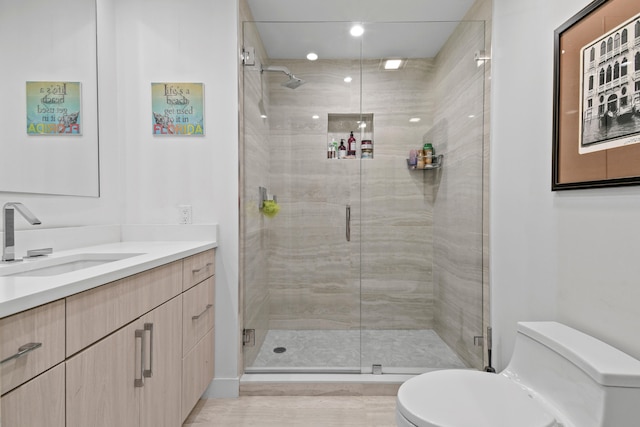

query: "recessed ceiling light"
xmin=409 ymin=117 xmax=421 ymax=123
xmin=312 ymin=114 xmax=320 ymax=120
xmin=307 ymin=52 xmax=318 ymax=61
xmin=350 ymin=24 xmax=364 ymax=37
xmin=344 ymin=76 xmax=353 ymax=83
xmin=384 ymin=59 xmax=403 ymax=70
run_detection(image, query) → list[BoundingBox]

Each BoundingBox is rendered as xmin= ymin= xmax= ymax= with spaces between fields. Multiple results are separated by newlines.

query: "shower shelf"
xmin=407 ymin=154 xmax=444 ymax=170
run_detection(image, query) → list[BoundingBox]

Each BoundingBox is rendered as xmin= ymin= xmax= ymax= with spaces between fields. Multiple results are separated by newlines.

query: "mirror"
xmin=0 ymin=0 xmax=99 ymax=197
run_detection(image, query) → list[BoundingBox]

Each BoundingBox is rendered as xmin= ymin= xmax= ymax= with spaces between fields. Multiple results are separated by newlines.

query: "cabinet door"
xmin=0 ymin=299 xmax=65 ymax=394
xmin=1 ymin=363 xmax=65 ymax=427
xmin=66 ymin=321 xmax=139 ymax=427
xmin=182 ymin=249 xmax=215 ymax=291
xmin=182 ymin=276 xmax=215 ymax=356
xmin=140 ymin=296 xmax=182 ymax=427
xmin=182 ymin=329 xmax=214 ymax=422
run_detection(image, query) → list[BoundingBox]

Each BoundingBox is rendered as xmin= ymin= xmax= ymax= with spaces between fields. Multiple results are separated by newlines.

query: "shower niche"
xmin=327 ymin=113 xmax=374 ymax=159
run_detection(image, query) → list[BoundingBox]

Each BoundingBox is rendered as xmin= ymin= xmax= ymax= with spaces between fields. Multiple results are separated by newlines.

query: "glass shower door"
xmin=358 ymin=21 xmax=487 ymax=374
xmin=241 ymin=19 xmax=487 ymax=375
xmin=241 ymin=21 xmax=364 ymax=373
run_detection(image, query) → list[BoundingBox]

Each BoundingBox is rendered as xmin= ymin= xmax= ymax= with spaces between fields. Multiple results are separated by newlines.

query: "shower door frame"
xmin=240 ymin=19 xmax=488 ymax=375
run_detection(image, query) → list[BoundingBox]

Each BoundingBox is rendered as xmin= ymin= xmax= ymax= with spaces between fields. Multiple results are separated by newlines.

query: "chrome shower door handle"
xmin=346 ymin=204 xmax=351 ymax=242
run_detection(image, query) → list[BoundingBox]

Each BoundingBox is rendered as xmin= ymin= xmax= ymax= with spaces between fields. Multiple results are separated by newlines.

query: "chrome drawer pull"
xmin=143 ymin=323 xmax=154 ymax=378
xmin=191 ymin=263 xmax=213 ymax=274
xmin=192 ymin=304 xmax=213 ymax=321
xmin=134 ymin=329 xmax=145 ymax=387
xmin=1 ymin=342 xmax=42 ymax=364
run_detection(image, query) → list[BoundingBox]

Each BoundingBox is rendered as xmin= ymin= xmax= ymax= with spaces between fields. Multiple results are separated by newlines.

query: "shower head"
xmin=261 ymin=65 xmax=306 ymax=89
xmin=282 ymin=76 xmax=305 ymax=89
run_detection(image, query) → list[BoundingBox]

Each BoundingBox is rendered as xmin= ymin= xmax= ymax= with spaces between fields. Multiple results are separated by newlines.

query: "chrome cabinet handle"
xmin=346 ymin=205 xmax=351 ymax=242
xmin=192 ymin=304 xmax=213 ymax=321
xmin=0 ymin=342 xmax=42 ymax=364
xmin=143 ymin=323 xmax=153 ymax=378
xmin=134 ymin=329 xmax=145 ymax=387
xmin=192 ymin=262 xmax=213 ymax=274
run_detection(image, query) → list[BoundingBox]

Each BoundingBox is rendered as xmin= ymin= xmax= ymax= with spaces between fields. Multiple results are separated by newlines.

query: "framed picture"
xmin=26 ymin=82 xmax=82 ymax=135
xmin=552 ymin=0 xmax=640 ymax=190
xmin=151 ymin=82 xmax=205 ymax=136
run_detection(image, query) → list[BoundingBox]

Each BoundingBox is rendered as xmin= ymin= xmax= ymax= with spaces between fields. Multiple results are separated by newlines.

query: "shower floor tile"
xmin=248 ymin=329 xmax=467 ymax=371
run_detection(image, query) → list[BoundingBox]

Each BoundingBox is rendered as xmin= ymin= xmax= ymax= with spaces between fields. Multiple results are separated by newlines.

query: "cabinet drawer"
xmin=182 ymin=329 xmax=214 ymax=422
xmin=182 ymin=276 xmax=214 ymax=355
xmin=0 ymin=299 xmax=65 ymax=394
xmin=66 ymin=260 xmax=182 ymax=356
xmin=1 ymin=363 xmax=65 ymax=427
xmin=182 ymin=249 xmax=215 ymax=291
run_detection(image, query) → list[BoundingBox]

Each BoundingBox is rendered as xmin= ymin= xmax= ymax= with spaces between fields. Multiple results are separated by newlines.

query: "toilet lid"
xmin=397 ymin=370 xmax=558 ymax=427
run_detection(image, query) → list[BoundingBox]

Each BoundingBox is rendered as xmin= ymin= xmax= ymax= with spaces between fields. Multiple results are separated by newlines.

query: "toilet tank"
xmin=503 ymin=322 xmax=640 ymax=427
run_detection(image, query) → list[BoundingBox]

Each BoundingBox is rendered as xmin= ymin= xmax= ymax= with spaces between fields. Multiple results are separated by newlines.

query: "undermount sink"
xmin=1 ymin=253 xmax=145 ymax=277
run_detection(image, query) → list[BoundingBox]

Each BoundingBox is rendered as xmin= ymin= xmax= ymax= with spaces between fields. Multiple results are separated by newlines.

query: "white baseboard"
xmin=203 ymin=377 xmax=240 ymax=398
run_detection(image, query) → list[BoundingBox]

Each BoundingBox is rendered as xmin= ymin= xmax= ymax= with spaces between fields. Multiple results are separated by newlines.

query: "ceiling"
xmin=245 ymin=0 xmax=477 ymax=60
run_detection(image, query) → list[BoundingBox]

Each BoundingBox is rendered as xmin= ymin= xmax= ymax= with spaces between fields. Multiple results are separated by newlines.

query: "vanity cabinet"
xmin=66 ymin=296 xmax=182 ymax=427
xmin=181 ymin=275 xmax=215 ymax=421
xmin=0 ymin=247 xmax=215 ymax=427
xmin=183 ymin=249 xmax=215 ymax=291
xmin=65 ymin=260 xmax=183 ymax=356
xmin=0 ymin=299 xmax=65 ymax=394
xmin=1 ymin=363 xmax=65 ymax=427
xmin=0 ymin=300 xmax=66 ymax=427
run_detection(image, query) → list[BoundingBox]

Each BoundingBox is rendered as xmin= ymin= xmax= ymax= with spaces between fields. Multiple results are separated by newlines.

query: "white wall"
xmin=491 ymin=0 xmax=640 ymax=368
xmin=1 ymin=0 xmax=240 ymax=397
xmin=114 ymin=0 xmax=239 ymax=396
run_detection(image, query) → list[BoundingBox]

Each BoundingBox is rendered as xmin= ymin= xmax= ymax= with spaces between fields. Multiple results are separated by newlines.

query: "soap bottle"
xmin=423 ymin=143 xmax=434 ymax=165
xmin=348 ymin=131 xmax=356 ymax=156
xmin=338 ymin=139 xmax=347 ymax=159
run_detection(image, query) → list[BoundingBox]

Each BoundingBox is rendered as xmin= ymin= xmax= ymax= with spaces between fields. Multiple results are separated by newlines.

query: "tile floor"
xmin=183 ymin=395 xmax=398 ymax=427
xmin=248 ymin=329 xmax=466 ymax=371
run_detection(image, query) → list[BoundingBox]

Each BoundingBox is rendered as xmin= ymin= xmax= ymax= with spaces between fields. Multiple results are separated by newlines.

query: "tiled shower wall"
xmin=264 ymin=58 xmax=437 ymax=332
xmin=432 ymin=1 xmax=492 ymax=369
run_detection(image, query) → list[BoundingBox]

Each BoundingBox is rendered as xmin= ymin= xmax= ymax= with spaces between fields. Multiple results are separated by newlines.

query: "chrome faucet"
xmin=2 ymin=202 xmax=41 ymax=263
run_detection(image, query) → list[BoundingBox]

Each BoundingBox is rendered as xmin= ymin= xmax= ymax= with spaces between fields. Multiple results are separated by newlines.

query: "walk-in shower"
xmin=241 ymin=18 xmax=488 ymax=376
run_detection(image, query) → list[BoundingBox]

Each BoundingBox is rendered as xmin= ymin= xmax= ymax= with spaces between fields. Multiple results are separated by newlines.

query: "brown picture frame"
xmin=552 ymin=0 xmax=640 ymax=190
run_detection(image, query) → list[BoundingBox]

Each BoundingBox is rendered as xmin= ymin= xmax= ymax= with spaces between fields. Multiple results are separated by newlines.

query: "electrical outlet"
xmin=178 ymin=205 xmax=192 ymax=224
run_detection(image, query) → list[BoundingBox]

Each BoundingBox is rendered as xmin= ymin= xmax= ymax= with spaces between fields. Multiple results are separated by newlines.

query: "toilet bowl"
xmin=396 ymin=322 xmax=640 ymax=427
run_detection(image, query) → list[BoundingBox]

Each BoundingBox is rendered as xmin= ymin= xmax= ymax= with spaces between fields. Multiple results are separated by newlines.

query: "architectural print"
xmin=580 ymin=14 xmax=640 ymax=154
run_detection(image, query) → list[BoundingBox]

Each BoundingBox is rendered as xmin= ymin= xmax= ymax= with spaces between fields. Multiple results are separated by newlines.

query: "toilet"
xmin=396 ymin=321 xmax=640 ymax=426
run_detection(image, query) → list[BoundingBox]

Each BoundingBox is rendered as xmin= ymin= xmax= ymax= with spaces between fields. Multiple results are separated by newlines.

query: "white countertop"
xmin=0 ymin=240 xmax=216 ymax=318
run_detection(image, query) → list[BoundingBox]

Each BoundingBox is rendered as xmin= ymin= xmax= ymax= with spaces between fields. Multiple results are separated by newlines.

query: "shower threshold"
xmin=239 ymin=372 xmax=419 ymax=396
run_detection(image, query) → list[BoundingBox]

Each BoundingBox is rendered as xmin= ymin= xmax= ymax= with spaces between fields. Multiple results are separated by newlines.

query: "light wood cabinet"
xmin=182 ymin=329 xmax=214 ymax=422
xmin=66 ymin=296 xmax=183 ymax=427
xmin=139 ymin=296 xmax=183 ymax=427
xmin=0 ymin=299 xmax=65 ymax=395
xmin=66 ymin=318 xmax=139 ymax=427
xmin=182 ymin=276 xmax=215 ymax=355
xmin=1 ymin=363 xmax=65 ymax=427
xmin=181 ymin=274 xmax=215 ymax=422
xmin=66 ymin=260 xmax=182 ymax=356
xmin=0 ymin=248 xmax=215 ymax=427
xmin=183 ymin=249 xmax=215 ymax=291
